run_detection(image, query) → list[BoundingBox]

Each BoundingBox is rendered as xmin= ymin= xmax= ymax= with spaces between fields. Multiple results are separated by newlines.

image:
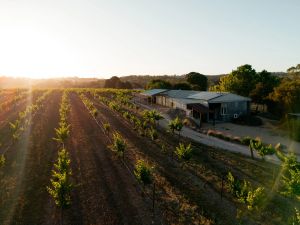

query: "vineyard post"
xmin=152 ymin=182 xmax=156 ymax=214
xmin=61 ymin=208 xmax=63 ymax=225
xmin=221 ymin=175 xmax=225 ymax=200
xmin=249 ymin=145 xmax=254 ymax=159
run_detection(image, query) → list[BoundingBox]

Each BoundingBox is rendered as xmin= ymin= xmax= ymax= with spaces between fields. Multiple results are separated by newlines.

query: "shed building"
xmin=141 ymin=89 xmax=251 ymax=123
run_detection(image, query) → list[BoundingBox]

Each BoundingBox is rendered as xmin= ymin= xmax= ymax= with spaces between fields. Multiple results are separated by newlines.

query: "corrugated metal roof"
xmin=143 ymin=89 xmax=251 ymax=103
xmin=208 ymin=93 xmax=251 ymax=103
xmin=188 ymin=92 xmax=223 ymax=100
xmin=162 ymin=90 xmax=199 ymax=98
xmin=141 ymin=89 xmax=168 ymax=96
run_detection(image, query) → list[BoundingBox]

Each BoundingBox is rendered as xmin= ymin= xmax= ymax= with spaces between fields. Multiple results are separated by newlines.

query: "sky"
xmin=0 ymin=0 xmax=299 ymax=79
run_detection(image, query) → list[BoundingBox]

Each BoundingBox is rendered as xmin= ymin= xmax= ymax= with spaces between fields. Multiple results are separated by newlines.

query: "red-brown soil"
xmin=90 ymin=97 xmax=238 ymax=224
xmin=0 ymin=91 xmax=61 ymax=225
xmin=63 ymin=93 xmax=155 ymax=225
xmin=0 ymin=89 xmax=294 ymax=225
xmin=0 ymin=91 xmax=44 ymax=137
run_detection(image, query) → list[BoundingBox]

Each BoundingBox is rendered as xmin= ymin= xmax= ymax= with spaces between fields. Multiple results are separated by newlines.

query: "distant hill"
xmin=119 ymin=74 xmax=227 ymax=88
xmin=119 ymin=72 xmax=288 ymax=89
xmin=0 ymin=72 xmax=287 ymax=89
xmin=0 ymin=77 xmax=105 ymax=88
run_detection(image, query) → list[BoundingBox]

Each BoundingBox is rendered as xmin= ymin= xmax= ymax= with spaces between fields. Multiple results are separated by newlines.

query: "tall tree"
xmin=287 ymin=64 xmax=300 ymax=74
xmin=269 ymin=77 xmax=300 ymax=114
xmin=104 ymin=76 xmax=132 ymax=89
xmin=172 ymin=82 xmax=191 ymax=90
xmin=210 ymin=64 xmax=257 ymax=97
xmin=186 ymin=72 xmax=208 ymax=91
xmin=146 ymin=79 xmax=172 ymax=89
xmin=250 ymin=70 xmax=280 ymax=104
xmin=230 ymin=64 xmax=257 ymax=96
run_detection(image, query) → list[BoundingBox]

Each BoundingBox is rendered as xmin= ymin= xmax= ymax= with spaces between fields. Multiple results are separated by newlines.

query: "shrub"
xmin=241 ymin=136 xmax=252 ymax=145
xmin=232 ymin=115 xmax=263 ymax=126
xmin=232 ymin=136 xmax=241 ymax=143
xmin=250 ymin=139 xmax=275 ymax=159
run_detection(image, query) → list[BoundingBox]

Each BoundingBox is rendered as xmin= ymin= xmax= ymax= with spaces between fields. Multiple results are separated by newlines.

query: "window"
xmin=221 ymin=104 xmax=227 ymax=115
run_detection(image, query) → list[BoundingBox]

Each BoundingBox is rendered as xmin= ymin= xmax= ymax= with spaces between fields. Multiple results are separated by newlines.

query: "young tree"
xmin=53 ymin=125 xmax=70 ymax=147
xmin=289 ymin=208 xmax=300 ymax=225
xmin=168 ymin=120 xmax=176 ymax=134
xmin=282 ymin=168 xmax=300 ymax=198
xmin=47 ymin=149 xmax=73 ymax=225
xmin=111 ymin=132 xmax=126 ymax=159
xmin=103 ymin=122 xmax=110 ymax=135
xmin=134 ymin=160 xmax=152 ymax=186
xmin=148 ymin=127 xmax=158 ymax=141
xmin=227 ymin=172 xmax=265 ymax=211
xmin=276 ymin=152 xmax=300 ymax=199
xmin=175 ymin=143 xmax=193 ymax=161
xmin=0 ymin=154 xmax=5 ymax=168
xmin=143 ymin=110 xmax=163 ymax=127
xmin=168 ymin=117 xmax=183 ymax=136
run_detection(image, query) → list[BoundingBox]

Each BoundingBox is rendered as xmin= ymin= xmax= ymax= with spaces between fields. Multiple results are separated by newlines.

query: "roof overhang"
xmin=187 ymin=103 xmax=211 ymax=113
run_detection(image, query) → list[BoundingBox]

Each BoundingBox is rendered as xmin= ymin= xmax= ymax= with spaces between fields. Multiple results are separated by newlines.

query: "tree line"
xmin=143 ymin=64 xmax=300 ymax=118
xmin=210 ymin=64 xmax=300 ymax=117
xmin=104 ymin=64 xmax=300 ymax=119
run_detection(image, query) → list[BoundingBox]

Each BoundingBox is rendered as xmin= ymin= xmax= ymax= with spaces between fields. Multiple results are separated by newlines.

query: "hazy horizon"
xmin=0 ymin=0 xmax=299 ymax=79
